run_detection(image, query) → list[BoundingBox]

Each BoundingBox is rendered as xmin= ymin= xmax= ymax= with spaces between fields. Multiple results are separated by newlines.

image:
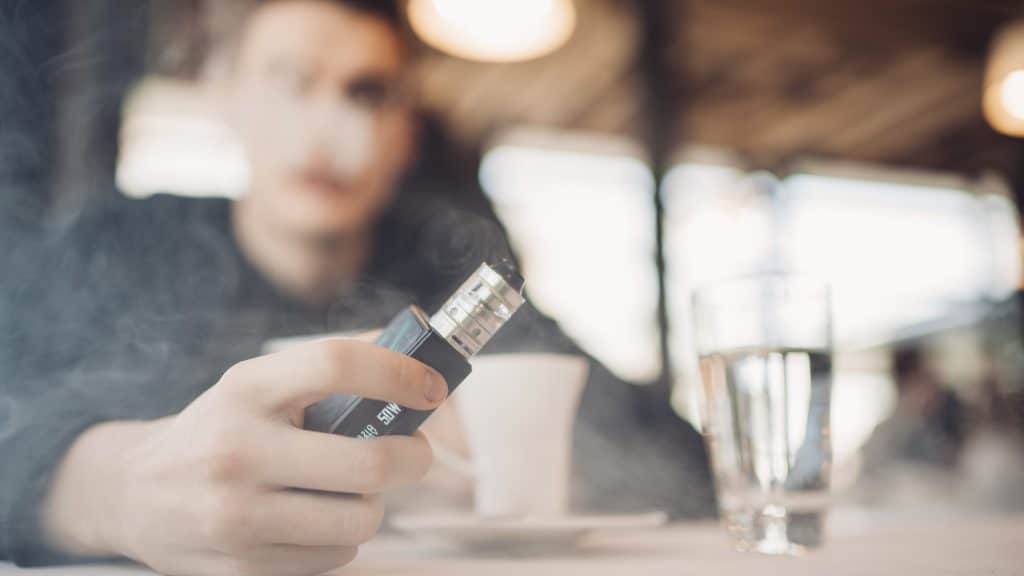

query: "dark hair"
xmin=229 ymin=0 xmax=403 ymax=29
xmin=326 ymin=0 xmax=403 ymax=28
xmin=200 ymin=0 xmax=406 ymax=77
xmin=892 ymin=344 xmax=926 ymax=383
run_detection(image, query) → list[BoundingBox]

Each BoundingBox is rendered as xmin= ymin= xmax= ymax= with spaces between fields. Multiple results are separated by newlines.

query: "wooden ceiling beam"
xmin=696 ymin=0 xmax=1024 ymax=56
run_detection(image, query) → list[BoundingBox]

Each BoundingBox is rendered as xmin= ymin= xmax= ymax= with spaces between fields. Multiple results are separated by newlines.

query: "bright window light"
xmin=117 ymin=79 xmax=247 ymax=199
xmin=661 ymin=160 xmax=748 ymax=424
xmin=662 ymin=162 xmax=757 ymax=290
xmin=664 ymin=166 xmax=1019 ymax=351
xmin=118 ymin=114 xmax=248 ymax=199
xmin=480 ymin=137 xmax=660 ymax=382
xmin=782 ymin=173 xmax=1019 ymax=345
xmin=663 ymin=162 xmax=1020 ymax=458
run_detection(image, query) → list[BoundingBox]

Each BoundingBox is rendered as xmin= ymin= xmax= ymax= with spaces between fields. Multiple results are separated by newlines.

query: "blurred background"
xmin=4 ymin=0 xmax=1024 ymax=512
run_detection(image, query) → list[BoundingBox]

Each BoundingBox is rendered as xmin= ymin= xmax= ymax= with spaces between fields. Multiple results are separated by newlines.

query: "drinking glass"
xmin=692 ymin=275 xmax=833 ymax=555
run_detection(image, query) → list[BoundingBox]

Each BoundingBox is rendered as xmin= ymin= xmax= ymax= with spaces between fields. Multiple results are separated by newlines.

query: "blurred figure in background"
xmin=959 ymin=262 xmax=1024 ymax=512
xmin=863 ymin=345 xmax=967 ymax=472
xmin=860 ymin=340 xmax=962 ymax=475
xmin=854 ymin=344 xmax=968 ymax=509
xmin=959 ymin=373 xmax=1024 ymax=512
xmin=0 ymin=0 xmax=713 ymax=572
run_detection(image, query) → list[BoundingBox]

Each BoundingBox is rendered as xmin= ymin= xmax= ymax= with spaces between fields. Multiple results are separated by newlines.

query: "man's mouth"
xmin=294 ymin=169 xmax=349 ymax=196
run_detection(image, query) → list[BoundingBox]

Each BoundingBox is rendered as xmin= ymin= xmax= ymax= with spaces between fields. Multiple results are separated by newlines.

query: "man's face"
xmin=222 ymin=0 xmax=414 ymax=239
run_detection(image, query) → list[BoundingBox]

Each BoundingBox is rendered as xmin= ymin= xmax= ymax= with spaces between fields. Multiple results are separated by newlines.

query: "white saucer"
xmin=390 ymin=511 xmax=668 ymax=551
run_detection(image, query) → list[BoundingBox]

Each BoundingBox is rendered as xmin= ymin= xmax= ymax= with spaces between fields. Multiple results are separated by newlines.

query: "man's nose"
xmin=306 ymin=100 xmax=375 ymax=178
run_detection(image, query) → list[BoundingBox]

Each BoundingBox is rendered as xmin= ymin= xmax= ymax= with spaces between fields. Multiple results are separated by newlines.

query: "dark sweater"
xmin=0 ymin=193 xmax=715 ymax=566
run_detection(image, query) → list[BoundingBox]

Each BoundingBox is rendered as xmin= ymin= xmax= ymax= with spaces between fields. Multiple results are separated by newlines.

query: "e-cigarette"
xmin=304 ymin=261 xmax=526 ymax=438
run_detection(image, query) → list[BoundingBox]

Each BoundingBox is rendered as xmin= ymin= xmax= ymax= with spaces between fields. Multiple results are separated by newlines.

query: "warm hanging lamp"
xmin=984 ymin=19 xmax=1024 ymax=137
xmin=406 ymin=0 xmax=576 ymax=63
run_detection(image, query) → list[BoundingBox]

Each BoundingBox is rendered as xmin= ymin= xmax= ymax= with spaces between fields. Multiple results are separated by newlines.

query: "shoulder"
xmin=39 ymin=193 xmax=232 ymax=291
xmin=60 ymin=193 xmax=228 ymax=260
xmin=74 ymin=193 xmax=229 ymax=240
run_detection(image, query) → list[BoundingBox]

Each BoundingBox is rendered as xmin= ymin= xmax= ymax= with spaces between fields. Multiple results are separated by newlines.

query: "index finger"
xmin=223 ymin=339 xmax=448 ymax=413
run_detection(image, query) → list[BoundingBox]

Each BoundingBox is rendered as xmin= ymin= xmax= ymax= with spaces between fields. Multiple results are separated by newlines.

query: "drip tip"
xmin=492 ymin=258 xmax=525 ymax=294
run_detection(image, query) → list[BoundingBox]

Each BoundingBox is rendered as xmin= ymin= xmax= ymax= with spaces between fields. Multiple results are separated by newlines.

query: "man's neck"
xmin=230 ymin=202 xmax=370 ymax=307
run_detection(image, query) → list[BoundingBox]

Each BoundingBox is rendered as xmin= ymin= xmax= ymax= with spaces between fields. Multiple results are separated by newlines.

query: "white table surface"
xmin=3 ymin=514 xmax=1022 ymax=575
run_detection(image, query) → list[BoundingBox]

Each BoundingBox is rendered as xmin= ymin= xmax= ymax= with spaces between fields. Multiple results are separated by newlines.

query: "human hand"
xmin=43 ymin=339 xmax=447 ymax=576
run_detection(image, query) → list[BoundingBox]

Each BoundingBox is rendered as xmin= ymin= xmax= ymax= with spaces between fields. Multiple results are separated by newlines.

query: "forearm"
xmin=39 ymin=420 xmax=155 ymax=560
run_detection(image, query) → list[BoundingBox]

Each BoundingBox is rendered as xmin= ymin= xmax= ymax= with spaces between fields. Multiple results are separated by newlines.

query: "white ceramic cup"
xmin=454 ymin=354 xmax=588 ymax=518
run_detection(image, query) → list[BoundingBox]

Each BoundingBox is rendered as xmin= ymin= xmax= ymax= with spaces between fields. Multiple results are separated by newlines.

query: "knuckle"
xmin=216 ymin=362 xmax=257 ymax=404
xmin=395 ymin=357 xmax=418 ymax=393
xmin=222 ymin=557 xmax=268 ymax=576
xmin=319 ymin=339 xmax=353 ymax=372
xmin=219 ymin=559 xmax=246 ymax=576
xmin=205 ymin=427 xmax=250 ymax=482
xmin=346 ymin=497 xmax=385 ymax=544
xmin=364 ymin=497 xmax=386 ymax=530
xmin=394 ymin=357 xmax=431 ymax=403
xmin=403 ymin=357 xmax=430 ymax=389
xmin=338 ymin=546 xmax=360 ymax=567
xmin=354 ymin=443 xmax=392 ymax=492
xmin=219 ymin=360 xmax=252 ymax=389
xmin=412 ymin=436 xmax=434 ymax=478
xmin=313 ymin=340 xmax=353 ymax=392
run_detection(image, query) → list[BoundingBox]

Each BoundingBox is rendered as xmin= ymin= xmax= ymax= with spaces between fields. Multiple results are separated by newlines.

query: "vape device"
xmin=304 ymin=261 xmax=526 ymax=438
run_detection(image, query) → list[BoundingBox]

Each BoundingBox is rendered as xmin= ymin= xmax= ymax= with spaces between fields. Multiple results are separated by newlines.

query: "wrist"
xmin=40 ymin=419 xmax=159 ymax=559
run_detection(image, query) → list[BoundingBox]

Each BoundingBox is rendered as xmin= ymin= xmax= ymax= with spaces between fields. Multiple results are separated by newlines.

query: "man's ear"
xmin=393 ymin=109 xmax=421 ymax=175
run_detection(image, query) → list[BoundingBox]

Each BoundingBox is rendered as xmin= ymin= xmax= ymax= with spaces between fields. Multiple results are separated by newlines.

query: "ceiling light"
xmin=407 ymin=0 xmax=576 ymax=63
xmin=984 ymin=19 xmax=1024 ymax=137
xmin=1000 ymin=70 xmax=1024 ymax=120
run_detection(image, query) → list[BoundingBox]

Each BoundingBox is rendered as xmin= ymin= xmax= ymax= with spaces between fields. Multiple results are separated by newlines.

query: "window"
xmin=664 ymin=162 xmax=1019 ymax=352
xmin=480 ymin=132 xmax=661 ymax=383
xmin=117 ymin=79 xmax=247 ymax=198
xmin=663 ymin=160 xmax=1021 ymax=461
xmin=782 ymin=171 xmax=1019 ymax=344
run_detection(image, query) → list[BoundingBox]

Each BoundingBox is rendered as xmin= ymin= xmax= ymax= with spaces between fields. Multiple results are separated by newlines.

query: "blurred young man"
xmin=0 ymin=1 xmax=714 ymax=574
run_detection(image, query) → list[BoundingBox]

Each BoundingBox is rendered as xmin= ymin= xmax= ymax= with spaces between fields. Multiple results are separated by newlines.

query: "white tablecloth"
xmin=3 ymin=514 xmax=1022 ymax=575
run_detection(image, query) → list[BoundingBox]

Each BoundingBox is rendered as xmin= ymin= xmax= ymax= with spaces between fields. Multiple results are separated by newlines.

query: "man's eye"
xmin=347 ymin=79 xmax=398 ymax=109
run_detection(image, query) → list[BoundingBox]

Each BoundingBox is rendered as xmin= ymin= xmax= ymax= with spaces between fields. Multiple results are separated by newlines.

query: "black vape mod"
xmin=304 ymin=261 xmax=526 ymax=438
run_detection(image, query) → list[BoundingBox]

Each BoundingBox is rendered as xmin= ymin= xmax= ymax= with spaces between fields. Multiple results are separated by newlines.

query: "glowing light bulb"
xmin=408 ymin=0 xmax=575 ymax=63
xmin=1000 ymin=70 xmax=1024 ymax=120
xmin=433 ymin=0 xmax=554 ymax=25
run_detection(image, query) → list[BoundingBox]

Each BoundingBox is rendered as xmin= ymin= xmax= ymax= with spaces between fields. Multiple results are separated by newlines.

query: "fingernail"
xmin=425 ymin=370 xmax=448 ymax=403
